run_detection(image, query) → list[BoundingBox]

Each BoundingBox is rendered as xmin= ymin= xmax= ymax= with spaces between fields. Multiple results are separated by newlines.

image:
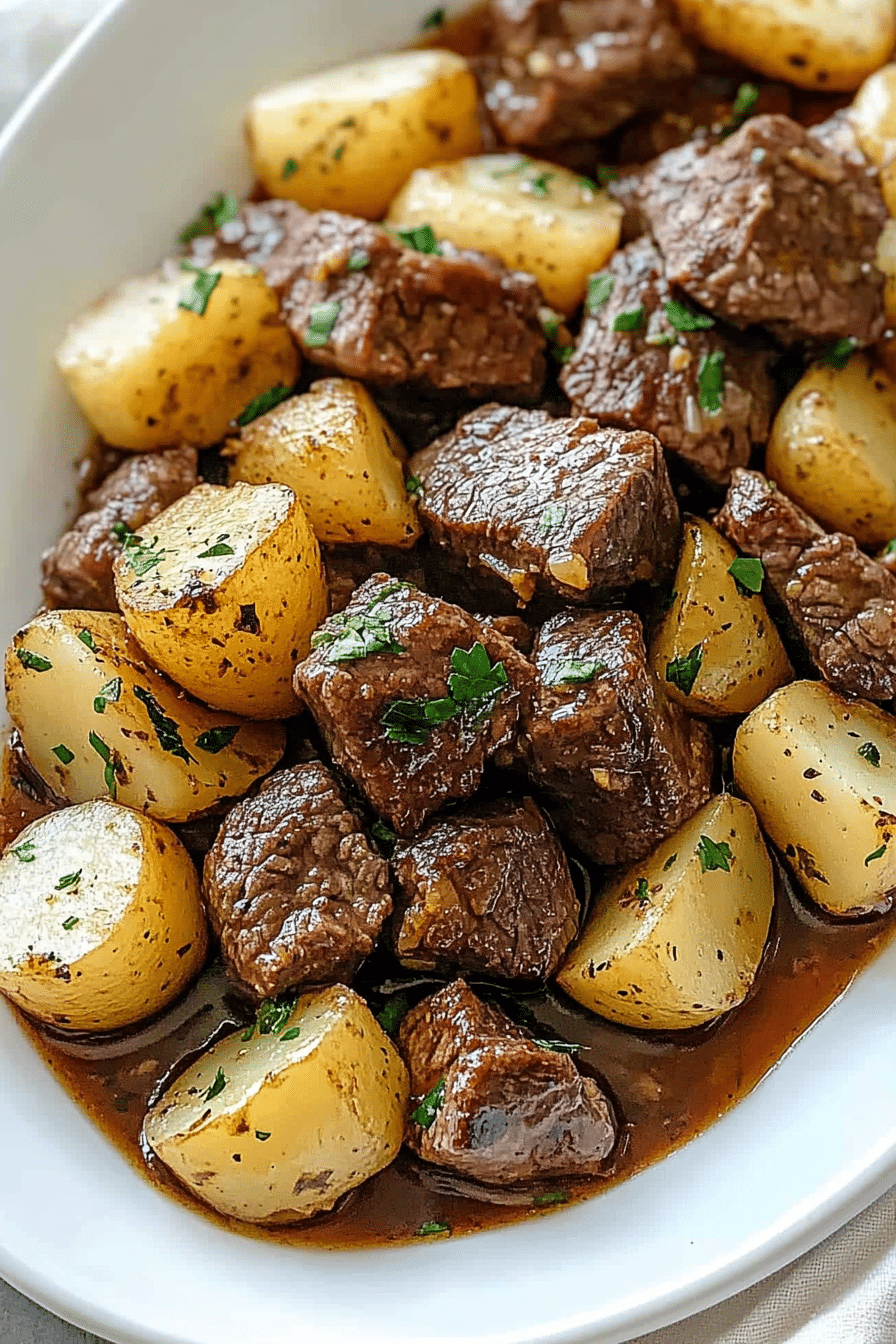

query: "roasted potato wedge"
xmin=765 ymin=354 xmax=896 ymax=548
xmin=247 ymin=49 xmax=481 ymax=219
xmin=144 ymin=984 xmax=409 ymax=1223
xmin=114 ymin=482 xmax=326 ymax=718
xmin=0 ymin=800 xmax=207 ymax=1031
xmin=387 ymin=154 xmax=623 ymax=315
xmin=734 ymin=679 xmax=896 ymax=917
xmin=670 ymin=0 xmax=896 ymax=91
xmin=56 ymin=259 xmax=299 ymax=452
xmin=5 ymin=610 xmax=284 ymax=823
xmin=651 ymin=517 xmax=792 ymax=717
xmin=556 ymin=794 xmax=775 ymax=1031
xmin=851 ymin=64 xmax=896 ymax=216
xmin=226 ymin=379 xmax=421 ymax=547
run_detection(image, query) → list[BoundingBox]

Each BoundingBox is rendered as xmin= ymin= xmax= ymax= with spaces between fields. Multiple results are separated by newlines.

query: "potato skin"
xmin=556 ymin=795 xmax=774 ymax=1030
xmin=226 ymin=379 xmax=421 ymax=547
xmin=650 ymin=517 xmax=792 ymax=717
xmin=56 ymin=259 xmax=299 ymax=452
xmin=851 ymin=64 xmax=896 ymax=216
xmin=387 ymin=154 xmax=623 ymax=315
xmin=733 ymin=679 xmax=896 ymax=917
xmin=765 ymin=355 xmax=896 ymax=548
xmin=247 ymin=49 xmax=482 ymax=219
xmin=5 ymin=610 xmax=284 ymax=823
xmin=143 ymin=985 xmax=409 ymax=1223
xmin=114 ymin=482 xmax=327 ymax=718
xmin=0 ymin=800 xmax=207 ymax=1031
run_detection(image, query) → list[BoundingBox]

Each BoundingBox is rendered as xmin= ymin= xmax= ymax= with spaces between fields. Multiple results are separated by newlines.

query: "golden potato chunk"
xmin=851 ymin=64 xmax=896 ymax=216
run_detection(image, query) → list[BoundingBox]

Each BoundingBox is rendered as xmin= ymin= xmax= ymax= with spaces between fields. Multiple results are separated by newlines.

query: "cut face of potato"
xmin=113 ymin=482 xmax=326 ymax=718
xmin=651 ymin=517 xmax=792 ymax=717
xmin=226 ymin=379 xmax=421 ymax=547
xmin=56 ymin=259 xmax=299 ymax=452
xmin=247 ymin=49 xmax=481 ymax=220
xmin=386 ymin=154 xmax=623 ymax=315
xmin=734 ymin=679 xmax=896 ymax=917
xmin=851 ymin=64 xmax=896 ymax=216
xmin=765 ymin=354 xmax=896 ymax=548
xmin=5 ymin=610 xmax=284 ymax=823
xmin=0 ymin=800 xmax=206 ymax=1031
xmin=670 ymin=0 xmax=896 ymax=91
xmin=556 ymin=795 xmax=775 ymax=1031
xmin=144 ymin=984 xmax=409 ymax=1223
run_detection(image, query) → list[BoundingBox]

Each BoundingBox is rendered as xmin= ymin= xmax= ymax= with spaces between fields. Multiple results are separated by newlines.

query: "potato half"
xmin=247 ymin=49 xmax=481 ymax=219
xmin=0 ymin=800 xmax=206 ymax=1031
xmin=114 ymin=482 xmax=326 ymax=718
xmin=144 ymin=984 xmax=409 ymax=1223
xmin=734 ymin=679 xmax=896 ymax=917
xmin=851 ymin=64 xmax=896 ymax=216
xmin=651 ymin=517 xmax=792 ymax=717
xmin=765 ymin=354 xmax=896 ymax=548
xmin=670 ymin=0 xmax=896 ymax=91
xmin=387 ymin=154 xmax=623 ymax=315
xmin=56 ymin=259 xmax=299 ymax=452
xmin=226 ymin=379 xmax=420 ymax=547
xmin=5 ymin=610 xmax=284 ymax=823
xmin=556 ymin=795 xmax=774 ymax=1030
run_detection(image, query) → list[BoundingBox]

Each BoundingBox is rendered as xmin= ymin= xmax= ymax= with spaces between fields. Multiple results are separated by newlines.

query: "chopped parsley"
xmin=134 ymin=686 xmax=195 ymax=764
xmin=282 ymin=157 xmax=299 ymax=180
xmin=381 ymin=696 xmax=458 ymax=745
xmin=93 ymin=677 xmax=122 ymax=714
xmin=412 ymin=1077 xmax=445 ymax=1129
xmin=311 ymin=582 xmax=407 ymax=663
xmin=865 ymin=843 xmax=887 ymax=866
xmin=347 ymin=249 xmax=370 ymax=273
xmin=179 ymin=191 xmax=239 ymax=244
xmin=635 ymin=877 xmax=650 ymax=906
xmin=415 ymin=1221 xmax=450 ymax=1237
xmin=178 ymin=262 xmax=222 ymax=317
xmin=371 ymin=820 xmax=397 ymax=857
xmin=665 ymin=643 xmax=703 ymax=696
xmin=15 ymin=648 xmax=52 ymax=672
xmin=55 ymin=870 xmax=82 ymax=891
xmin=447 ymin=642 xmax=508 ymax=712
xmin=381 ymin=643 xmax=508 ymax=744
xmin=405 ymin=473 xmax=423 ymax=499
xmin=333 ymin=143 xmax=347 ymax=161
xmin=532 ymin=1039 xmax=586 ymax=1055
xmin=541 ymin=658 xmax=605 ymax=686
xmin=721 ymin=82 xmax=759 ymax=137
xmin=376 ymin=992 xmax=411 ymax=1035
xmin=10 ymin=840 xmax=36 ymax=863
xmin=88 ymin=731 xmax=119 ymax=800
xmin=242 ymin=992 xmax=300 ymax=1041
xmin=663 ymin=852 xmax=678 ymax=871
xmin=52 ymin=744 xmax=75 ymax=765
xmin=281 ymin=1026 xmax=302 ymax=1042
xmin=305 ymin=300 xmax=341 ymax=348
xmin=421 ymin=6 xmax=445 ymax=28
xmin=884 ymin=538 xmax=896 ymax=558
xmin=533 ymin=1191 xmax=568 ymax=1207
xmin=197 ymin=532 xmax=235 ymax=558
xmin=613 ymin=306 xmax=645 ymax=333
xmin=858 ymin=741 xmax=881 ymax=767
xmin=395 ymin=223 xmax=442 ymax=256
xmin=697 ymin=350 xmax=726 ymax=413
xmin=119 ymin=532 xmax=166 ymax=578
xmin=527 ymin=172 xmax=554 ymax=198
xmin=824 ymin=337 xmax=857 ymax=371
xmin=538 ymin=501 xmax=566 ymax=536
xmin=202 ymin=1068 xmax=227 ymax=1103
xmin=697 ymin=835 xmax=733 ymax=873
xmin=236 ymin=383 xmax=292 ymax=427
xmin=61 ymin=916 xmax=80 ymax=931
xmin=195 ymin=725 xmax=240 ymax=754
xmin=728 ymin=557 xmax=765 ymax=595
xmin=663 ymin=300 xmax=714 ymax=332
xmin=255 ymin=1131 xmax=272 ymax=1142
xmin=77 ymin=629 xmax=98 ymax=652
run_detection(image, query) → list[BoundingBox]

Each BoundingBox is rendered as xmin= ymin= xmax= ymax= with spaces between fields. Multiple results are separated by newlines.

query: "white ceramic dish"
xmin=1 ymin=2 xmax=896 ymax=1341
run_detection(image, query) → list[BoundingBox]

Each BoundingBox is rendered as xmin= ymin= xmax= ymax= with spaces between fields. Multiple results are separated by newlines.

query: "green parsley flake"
xmin=697 ymin=835 xmax=733 ymax=873
xmin=281 ymin=1026 xmax=302 ymax=1041
xmin=371 ymin=820 xmax=397 ymax=857
xmin=347 ymin=249 xmax=370 ymax=273
xmin=88 ymin=731 xmax=119 ymax=800
xmin=282 ymin=157 xmax=299 ymax=180
xmin=884 ymin=538 xmax=896 ymax=558
xmin=333 ymin=143 xmax=346 ymax=161
xmin=376 ymin=992 xmax=410 ymax=1035
xmin=697 ymin=350 xmax=726 ymax=414
xmin=305 ymin=301 xmax=341 ymax=348
xmin=527 ymin=172 xmax=554 ymax=198
xmin=396 ymin=223 xmax=442 ymax=255
xmin=858 ymin=741 xmax=881 ymax=767
xmin=195 ymin=725 xmax=240 ymax=754
xmin=721 ymin=82 xmax=759 ymax=137
xmin=412 ymin=1077 xmax=445 ymax=1129
xmin=179 ymin=191 xmax=239 ymax=245
xmin=311 ymin=581 xmax=407 ymax=664
xmin=825 ymin=337 xmax=857 ymax=371
xmin=93 ymin=677 xmax=122 ymax=715
xmin=663 ymin=852 xmax=678 ymax=871
xmin=55 ymin=870 xmax=82 ymax=891
xmin=236 ymin=384 xmax=292 ymax=427
xmin=447 ymin=642 xmax=508 ymax=712
xmin=405 ymin=473 xmax=423 ymax=500
xmin=381 ymin=696 xmax=458 ymax=745
xmin=202 ymin=1068 xmax=227 ymax=1103
xmin=62 ymin=916 xmax=80 ymax=932
xmin=197 ymin=532 xmax=235 ymax=559
xmin=52 ymin=744 xmax=75 ymax=765
xmin=134 ymin=687 xmax=195 ymax=763
xmin=538 ymin=501 xmax=566 ymax=536
xmin=865 ymin=843 xmax=887 ymax=866
xmin=540 ymin=310 xmax=562 ymax=341
xmin=421 ymin=6 xmax=445 ymax=28
xmin=15 ymin=648 xmax=52 ymax=672
xmin=77 ymin=629 xmax=98 ymax=652
xmin=119 ymin=532 xmax=166 ymax=578
xmin=242 ymin=993 xmax=300 ymax=1042
xmin=613 ymin=306 xmax=645 ymax=333
xmin=255 ymin=1131 xmax=272 ymax=1142
xmin=178 ymin=262 xmax=222 ymax=317
xmin=663 ymin=300 xmax=714 ymax=332
xmin=728 ymin=557 xmax=765 ymax=595
xmin=635 ymin=877 xmax=650 ymax=905
xmin=415 ymin=1221 xmax=450 ymax=1238
xmin=382 ymin=643 xmax=508 ymax=744
xmin=532 ymin=1039 xmax=585 ymax=1055
xmin=110 ymin=520 xmax=133 ymax=544
xmin=541 ymin=658 xmax=605 ymax=686
xmin=666 ymin=643 xmax=703 ymax=696
xmin=10 ymin=840 xmax=36 ymax=863
xmin=533 ymin=1191 xmax=568 ymax=1207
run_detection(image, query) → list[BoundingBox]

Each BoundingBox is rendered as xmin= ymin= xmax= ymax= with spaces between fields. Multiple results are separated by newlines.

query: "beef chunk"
xmin=276 ymin=211 xmax=546 ymax=401
xmin=392 ymin=796 xmax=579 ymax=980
xmin=294 ymin=574 xmax=536 ymax=835
xmin=399 ymin=979 xmax=616 ymax=1184
xmin=639 ymin=114 xmax=887 ymax=345
xmin=560 ymin=237 xmax=775 ymax=485
xmin=716 ymin=469 xmax=896 ymax=700
xmin=41 ymin=446 xmax=198 ymax=611
xmin=188 ymin=199 xmax=310 ymax=290
xmin=476 ymin=0 xmax=694 ymax=147
xmin=203 ymin=762 xmax=392 ymax=999
xmin=524 ymin=609 xmax=714 ymax=865
xmin=410 ymin=404 xmax=679 ymax=609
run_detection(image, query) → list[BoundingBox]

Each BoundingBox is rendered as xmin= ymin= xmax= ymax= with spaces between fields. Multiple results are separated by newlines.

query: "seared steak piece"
xmin=476 ymin=0 xmax=694 ymax=147
xmin=188 ymin=198 xmax=310 ymax=289
xmin=638 ymin=114 xmax=887 ymax=345
xmin=392 ymin=796 xmax=579 ymax=980
xmin=399 ymin=979 xmax=617 ymax=1184
xmin=410 ymin=404 xmax=679 ymax=609
xmin=203 ymin=762 xmax=392 ymax=999
xmin=41 ymin=446 xmax=198 ymax=611
xmin=294 ymin=574 xmax=535 ymax=835
xmin=561 ymin=237 xmax=775 ymax=485
xmin=524 ymin=609 xmax=714 ymax=865
xmin=717 ymin=469 xmax=896 ymax=701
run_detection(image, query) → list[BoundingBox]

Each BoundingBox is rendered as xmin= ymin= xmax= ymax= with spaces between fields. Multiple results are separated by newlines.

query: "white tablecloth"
xmin=1 ymin=3 xmax=894 ymax=1340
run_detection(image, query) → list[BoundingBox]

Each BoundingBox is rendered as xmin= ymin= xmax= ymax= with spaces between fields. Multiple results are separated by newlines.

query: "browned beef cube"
xmin=41 ymin=447 xmax=198 ymax=611
xmin=639 ymin=114 xmax=887 ymax=344
xmin=410 ymin=405 xmax=679 ymax=609
xmin=188 ymin=199 xmax=310 ymax=290
xmin=399 ymin=979 xmax=616 ymax=1184
xmin=716 ymin=469 xmax=896 ymax=701
xmin=476 ymin=0 xmax=694 ymax=147
xmin=274 ymin=212 xmax=545 ymax=401
xmin=294 ymin=575 xmax=536 ymax=835
xmin=202 ymin=762 xmax=392 ymax=999
xmin=392 ymin=796 xmax=579 ymax=980
xmin=524 ymin=609 xmax=714 ymax=865
xmin=561 ymin=238 xmax=775 ymax=485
